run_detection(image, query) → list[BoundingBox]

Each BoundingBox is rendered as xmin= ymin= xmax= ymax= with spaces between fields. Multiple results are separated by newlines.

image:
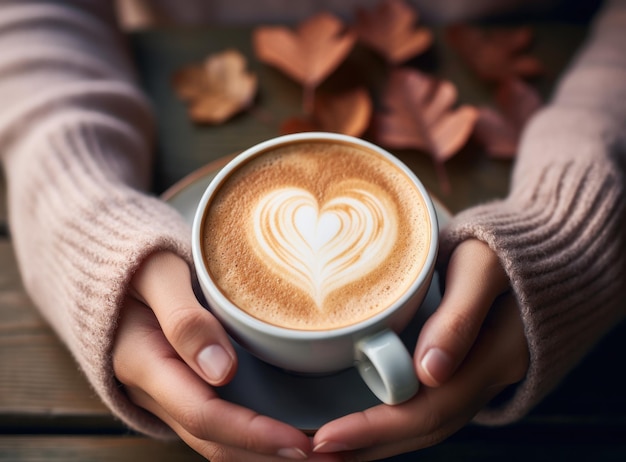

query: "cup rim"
xmin=191 ymin=132 xmax=439 ymax=341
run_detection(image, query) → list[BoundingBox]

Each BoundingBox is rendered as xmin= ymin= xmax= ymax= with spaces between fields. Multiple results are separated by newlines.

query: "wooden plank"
xmin=0 ymin=332 xmax=111 ymax=416
xmin=0 ymin=241 xmax=46 ymax=333
xmin=0 ymin=434 xmax=624 ymax=462
xmin=0 ymin=437 xmax=205 ymax=462
xmin=0 ymin=240 xmax=113 ymax=426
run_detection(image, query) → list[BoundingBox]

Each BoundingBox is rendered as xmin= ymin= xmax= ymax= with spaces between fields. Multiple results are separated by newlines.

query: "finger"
xmin=115 ymin=298 xmax=313 ymax=459
xmin=130 ymin=251 xmax=237 ymax=386
xmin=170 ymin=425 xmax=341 ymax=462
xmin=415 ymin=239 xmax=510 ymax=386
xmin=314 ymin=293 xmax=526 ymax=457
xmin=172 ymin=432 xmax=341 ymax=462
xmin=313 ymin=375 xmax=492 ymax=457
xmin=327 ymin=417 xmax=471 ymax=462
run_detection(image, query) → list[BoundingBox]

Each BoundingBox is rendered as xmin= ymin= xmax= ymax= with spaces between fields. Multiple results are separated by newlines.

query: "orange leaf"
xmin=253 ymin=13 xmax=356 ymax=90
xmin=281 ymin=87 xmax=372 ymax=137
xmin=375 ymin=69 xmax=477 ymax=193
xmin=376 ymin=69 xmax=477 ymax=162
xmin=172 ymin=49 xmax=257 ymax=124
xmin=474 ymin=78 xmax=543 ymax=158
xmin=355 ymin=0 xmax=433 ymax=64
xmin=446 ymin=24 xmax=544 ymax=83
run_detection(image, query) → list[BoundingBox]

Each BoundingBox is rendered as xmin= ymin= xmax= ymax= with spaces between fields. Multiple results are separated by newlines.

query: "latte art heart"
xmin=253 ymin=187 xmax=397 ymax=307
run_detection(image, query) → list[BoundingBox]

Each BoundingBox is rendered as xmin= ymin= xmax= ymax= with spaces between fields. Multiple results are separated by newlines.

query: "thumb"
xmin=130 ymin=251 xmax=237 ymax=386
xmin=415 ymin=239 xmax=509 ymax=387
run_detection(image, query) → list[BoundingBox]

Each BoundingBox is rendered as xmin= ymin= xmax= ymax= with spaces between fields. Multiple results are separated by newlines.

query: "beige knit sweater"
xmin=1 ymin=0 xmax=625 ymax=438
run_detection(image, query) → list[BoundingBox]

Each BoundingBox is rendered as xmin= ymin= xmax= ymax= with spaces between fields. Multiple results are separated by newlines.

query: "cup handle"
xmin=355 ymin=329 xmax=419 ymax=405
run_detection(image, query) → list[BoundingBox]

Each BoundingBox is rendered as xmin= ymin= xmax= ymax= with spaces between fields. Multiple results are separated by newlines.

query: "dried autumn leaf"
xmin=253 ymin=13 xmax=356 ymax=113
xmin=280 ymin=87 xmax=372 ymax=137
xmin=375 ymin=68 xmax=478 ymax=193
xmin=172 ymin=49 xmax=257 ymax=124
xmin=446 ymin=24 xmax=544 ymax=83
xmin=474 ymin=78 xmax=543 ymax=158
xmin=355 ymin=0 xmax=433 ymax=64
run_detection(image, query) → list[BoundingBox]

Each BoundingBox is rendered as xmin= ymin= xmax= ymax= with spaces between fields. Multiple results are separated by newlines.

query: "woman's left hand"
xmin=312 ymin=240 xmax=530 ymax=460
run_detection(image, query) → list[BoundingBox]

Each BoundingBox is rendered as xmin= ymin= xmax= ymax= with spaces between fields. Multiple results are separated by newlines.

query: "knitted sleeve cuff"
xmin=439 ymin=108 xmax=626 ymax=425
xmin=6 ymin=112 xmax=192 ymax=438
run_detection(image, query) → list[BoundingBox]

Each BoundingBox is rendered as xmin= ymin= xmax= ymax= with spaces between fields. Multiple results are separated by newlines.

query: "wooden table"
xmin=2 ymin=23 xmax=626 ymax=461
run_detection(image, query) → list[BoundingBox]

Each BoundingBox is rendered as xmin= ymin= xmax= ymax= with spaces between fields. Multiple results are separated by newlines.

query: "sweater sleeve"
xmin=0 ymin=1 xmax=187 ymax=437
xmin=439 ymin=0 xmax=626 ymax=424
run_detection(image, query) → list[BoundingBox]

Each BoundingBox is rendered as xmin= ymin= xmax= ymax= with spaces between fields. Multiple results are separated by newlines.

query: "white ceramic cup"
xmin=192 ymin=132 xmax=438 ymax=405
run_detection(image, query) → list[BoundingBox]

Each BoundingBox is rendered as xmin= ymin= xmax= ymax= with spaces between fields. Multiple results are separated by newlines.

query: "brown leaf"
xmin=172 ymin=49 xmax=257 ymax=124
xmin=355 ymin=0 xmax=432 ymax=64
xmin=446 ymin=24 xmax=544 ymax=83
xmin=474 ymin=78 xmax=543 ymax=158
xmin=376 ymin=69 xmax=477 ymax=161
xmin=253 ymin=13 xmax=356 ymax=91
xmin=375 ymin=69 xmax=477 ymax=193
xmin=281 ymin=87 xmax=372 ymax=137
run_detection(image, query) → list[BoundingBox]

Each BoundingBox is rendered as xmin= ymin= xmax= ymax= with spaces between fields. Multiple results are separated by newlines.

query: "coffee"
xmin=201 ymin=140 xmax=431 ymax=331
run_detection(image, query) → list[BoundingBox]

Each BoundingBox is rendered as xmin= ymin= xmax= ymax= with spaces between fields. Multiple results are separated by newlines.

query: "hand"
xmin=113 ymin=251 xmax=335 ymax=461
xmin=312 ymin=240 xmax=529 ymax=460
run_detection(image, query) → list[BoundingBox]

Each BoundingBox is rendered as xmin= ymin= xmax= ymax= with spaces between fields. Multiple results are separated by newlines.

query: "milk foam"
xmin=202 ymin=142 xmax=431 ymax=331
xmin=253 ymin=186 xmax=397 ymax=308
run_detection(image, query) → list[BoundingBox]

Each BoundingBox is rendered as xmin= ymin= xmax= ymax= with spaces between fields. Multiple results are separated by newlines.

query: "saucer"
xmin=162 ymin=158 xmax=450 ymax=433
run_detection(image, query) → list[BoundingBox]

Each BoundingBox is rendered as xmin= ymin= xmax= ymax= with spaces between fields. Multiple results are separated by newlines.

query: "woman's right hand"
xmin=112 ymin=251 xmax=337 ymax=461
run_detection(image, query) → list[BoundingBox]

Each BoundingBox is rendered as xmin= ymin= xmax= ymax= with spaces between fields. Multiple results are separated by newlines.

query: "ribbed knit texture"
xmin=0 ymin=0 xmax=624 ymax=438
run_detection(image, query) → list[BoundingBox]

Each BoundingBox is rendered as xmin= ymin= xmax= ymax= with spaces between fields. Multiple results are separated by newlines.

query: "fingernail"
xmin=421 ymin=348 xmax=454 ymax=385
xmin=277 ymin=447 xmax=308 ymax=459
xmin=197 ymin=345 xmax=232 ymax=382
xmin=313 ymin=440 xmax=350 ymax=453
